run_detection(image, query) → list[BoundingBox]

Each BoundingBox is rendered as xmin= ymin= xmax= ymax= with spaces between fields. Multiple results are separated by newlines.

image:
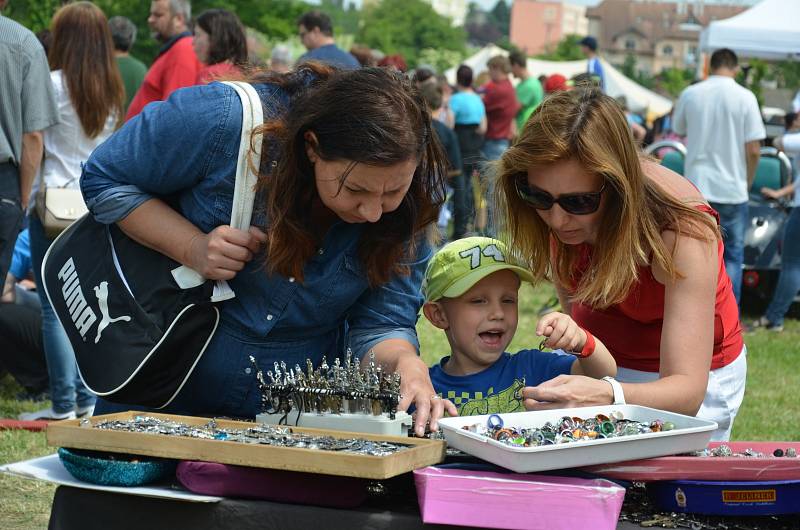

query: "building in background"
xmin=510 ymin=0 xmax=588 ymax=55
xmin=586 ymin=0 xmax=746 ymax=75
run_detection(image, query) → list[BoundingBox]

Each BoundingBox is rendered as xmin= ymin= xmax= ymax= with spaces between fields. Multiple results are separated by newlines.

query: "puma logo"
xmin=58 ymin=258 xmax=97 ymax=339
xmin=93 ymin=281 xmax=131 ymax=344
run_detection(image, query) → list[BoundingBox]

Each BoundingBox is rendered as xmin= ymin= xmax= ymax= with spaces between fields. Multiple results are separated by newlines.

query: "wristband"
xmin=602 ymin=376 xmax=626 ymax=405
xmin=578 ymin=328 xmax=595 ymax=358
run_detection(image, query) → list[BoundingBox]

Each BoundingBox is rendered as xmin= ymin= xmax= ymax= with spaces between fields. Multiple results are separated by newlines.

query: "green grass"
xmin=2 ymin=282 xmax=798 ymax=527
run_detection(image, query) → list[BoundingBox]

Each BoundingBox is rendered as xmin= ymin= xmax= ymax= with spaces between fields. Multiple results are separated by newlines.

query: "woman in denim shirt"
xmin=81 ymin=65 xmax=458 ymax=434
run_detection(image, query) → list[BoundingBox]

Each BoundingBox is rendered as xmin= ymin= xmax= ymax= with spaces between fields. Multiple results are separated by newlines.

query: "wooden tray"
xmin=47 ymin=412 xmax=446 ymax=480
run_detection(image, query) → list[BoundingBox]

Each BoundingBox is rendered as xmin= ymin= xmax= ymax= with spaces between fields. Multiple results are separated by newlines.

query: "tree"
xmin=3 ymin=0 xmax=65 ymax=33
xmin=489 ymin=0 xmax=510 ymax=38
xmin=5 ymin=0 xmax=311 ymax=65
xmin=656 ymin=67 xmax=694 ymax=99
xmin=357 ymin=0 xmax=465 ymax=68
xmin=535 ymin=34 xmax=584 ymax=61
xmin=620 ymin=53 xmax=654 ymax=89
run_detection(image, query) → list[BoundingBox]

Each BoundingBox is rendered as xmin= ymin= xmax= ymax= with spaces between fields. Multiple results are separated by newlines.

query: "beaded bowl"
xmin=58 ymin=447 xmax=177 ymax=486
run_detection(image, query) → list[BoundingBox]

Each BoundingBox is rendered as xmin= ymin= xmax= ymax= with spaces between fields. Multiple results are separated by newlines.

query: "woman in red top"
xmin=496 ymin=89 xmax=746 ymax=440
xmin=192 ymin=9 xmax=247 ymax=85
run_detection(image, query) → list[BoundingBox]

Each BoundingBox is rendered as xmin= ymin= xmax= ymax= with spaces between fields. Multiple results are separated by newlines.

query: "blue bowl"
xmin=58 ymin=447 xmax=177 ymax=487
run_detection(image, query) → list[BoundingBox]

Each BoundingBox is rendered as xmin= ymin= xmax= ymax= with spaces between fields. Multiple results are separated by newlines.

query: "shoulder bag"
xmin=40 ymin=81 xmax=263 ymax=408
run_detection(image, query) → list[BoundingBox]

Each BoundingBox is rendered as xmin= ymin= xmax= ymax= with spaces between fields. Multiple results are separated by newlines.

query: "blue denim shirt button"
xmin=245 ymin=367 xmax=252 ymax=374
xmin=266 ymin=314 xmax=274 ymax=321
xmin=289 ymin=277 xmax=295 ymax=283
xmin=318 ymin=249 xmax=324 ymax=255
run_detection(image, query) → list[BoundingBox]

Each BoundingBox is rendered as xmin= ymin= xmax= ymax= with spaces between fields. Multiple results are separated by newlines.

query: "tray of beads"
xmin=438 ymin=405 xmax=717 ymax=473
xmin=46 ymin=412 xmax=446 ymax=480
xmin=583 ymin=441 xmax=800 ymax=482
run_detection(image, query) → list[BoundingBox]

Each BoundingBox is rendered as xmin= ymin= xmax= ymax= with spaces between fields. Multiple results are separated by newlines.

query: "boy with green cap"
xmin=422 ymin=237 xmax=616 ymax=416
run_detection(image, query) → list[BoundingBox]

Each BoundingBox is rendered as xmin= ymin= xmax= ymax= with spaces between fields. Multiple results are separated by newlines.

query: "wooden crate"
xmin=47 ymin=411 xmax=446 ymax=480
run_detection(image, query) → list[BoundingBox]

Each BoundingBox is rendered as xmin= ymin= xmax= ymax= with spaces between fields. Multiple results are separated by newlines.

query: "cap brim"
xmin=440 ymin=263 xmax=535 ymax=299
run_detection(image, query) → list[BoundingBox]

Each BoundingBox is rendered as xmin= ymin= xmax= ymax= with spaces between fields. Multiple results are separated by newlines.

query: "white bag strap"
xmin=171 ymin=82 xmax=264 ymax=301
xmin=225 ymin=81 xmax=263 ymax=231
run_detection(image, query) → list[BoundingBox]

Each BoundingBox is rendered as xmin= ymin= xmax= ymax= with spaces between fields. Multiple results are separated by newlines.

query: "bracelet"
xmin=602 ymin=376 xmax=626 ymax=405
xmin=579 ymin=328 xmax=596 ymax=358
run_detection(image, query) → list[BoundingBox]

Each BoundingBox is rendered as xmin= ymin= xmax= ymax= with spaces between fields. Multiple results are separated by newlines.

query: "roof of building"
xmin=587 ymin=0 xmax=746 ymax=53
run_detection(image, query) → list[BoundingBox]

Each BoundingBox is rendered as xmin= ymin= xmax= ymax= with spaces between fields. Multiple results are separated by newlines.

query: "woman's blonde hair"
xmin=496 ymin=88 xmax=718 ymax=309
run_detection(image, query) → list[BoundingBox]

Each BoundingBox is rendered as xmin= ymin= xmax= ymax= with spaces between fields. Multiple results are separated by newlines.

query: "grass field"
xmin=2 ymin=282 xmax=798 ymax=529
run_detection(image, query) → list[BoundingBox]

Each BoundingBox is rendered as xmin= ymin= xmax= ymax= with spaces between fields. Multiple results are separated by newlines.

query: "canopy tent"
xmin=699 ymin=0 xmax=800 ymax=61
xmin=445 ymin=45 xmax=674 ymax=120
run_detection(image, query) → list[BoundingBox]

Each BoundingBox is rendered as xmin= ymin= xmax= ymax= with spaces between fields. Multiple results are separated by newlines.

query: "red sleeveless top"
xmin=566 ymin=204 xmax=743 ymax=372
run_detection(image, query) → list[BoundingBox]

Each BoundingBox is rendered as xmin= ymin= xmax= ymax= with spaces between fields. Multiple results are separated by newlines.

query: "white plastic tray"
xmin=438 ymin=405 xmax=717 ymax=473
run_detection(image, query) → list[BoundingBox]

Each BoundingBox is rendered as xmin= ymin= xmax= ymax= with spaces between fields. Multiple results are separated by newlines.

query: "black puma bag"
xmin=41 ymin=81 xmax=263 ymax=408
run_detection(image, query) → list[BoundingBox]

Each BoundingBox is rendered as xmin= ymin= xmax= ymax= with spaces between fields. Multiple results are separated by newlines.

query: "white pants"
xmin=615 ymin=346 xmax=747 ymax=442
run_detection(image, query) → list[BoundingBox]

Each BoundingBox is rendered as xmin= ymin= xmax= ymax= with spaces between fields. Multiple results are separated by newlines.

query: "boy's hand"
xmin=536 ymin=311 xmax=586 ymax=353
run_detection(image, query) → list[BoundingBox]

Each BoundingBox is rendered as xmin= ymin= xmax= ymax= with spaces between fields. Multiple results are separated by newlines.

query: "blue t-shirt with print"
xmin=430 ymin=350 xmax=575 ymax=416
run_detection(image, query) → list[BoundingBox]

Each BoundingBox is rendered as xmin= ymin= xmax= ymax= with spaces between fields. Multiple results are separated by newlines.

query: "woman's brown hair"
xmin=49 ymin=2 xmax=125 ymax=138
xmin=247 ymin=64 xmax=447 ymax=285
xmin=497 ymin=88 xmax=718 ymax=309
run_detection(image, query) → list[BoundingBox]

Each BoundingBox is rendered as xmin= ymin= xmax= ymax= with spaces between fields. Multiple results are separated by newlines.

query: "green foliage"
xmin=775 ymin=60 xmax=800 ymax=89
xmin=2 ymin=0 xmax=64 ymax=34
xmin=357 ymin=0 xmax=465 ymax=69
xmin=535 ymin=34 xmax=584 ymax=61
xmin=320 ymin=0 xmax=360 ymax=36
xmin=656 ymin=67 xmax=694 ymax=99
xmin=418 ymin=48 xmax=464 ymax=76
xmin=3 ymin=0 xmax=312 ymax=65
xmin=737 ymin=58 xmax=769 ymax=107
xmin=620 ymin=53 xmax=654 ymax=89
xmin=489 ymin=0 xmax=510 ymax=38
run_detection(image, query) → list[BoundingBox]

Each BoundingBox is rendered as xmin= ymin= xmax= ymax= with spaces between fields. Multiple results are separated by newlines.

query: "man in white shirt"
xmin=673 ymin=48 xmax=765 ymax=305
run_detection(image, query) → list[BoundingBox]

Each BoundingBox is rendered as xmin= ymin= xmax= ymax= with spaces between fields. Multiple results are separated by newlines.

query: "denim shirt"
xmin=80 ymin=81 xmax=427 ymax=361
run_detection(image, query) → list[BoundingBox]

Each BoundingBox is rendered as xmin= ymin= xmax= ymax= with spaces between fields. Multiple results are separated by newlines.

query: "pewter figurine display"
xmin=251 ymin=350 xmax=402 ymax=423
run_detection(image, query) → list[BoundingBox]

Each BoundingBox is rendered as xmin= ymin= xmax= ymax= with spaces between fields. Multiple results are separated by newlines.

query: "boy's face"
xmin=426 ymin=270 xmax=520 ymax=375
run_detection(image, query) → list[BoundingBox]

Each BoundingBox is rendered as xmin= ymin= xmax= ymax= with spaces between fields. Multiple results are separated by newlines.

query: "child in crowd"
xmin=422 ymin=237 xmax=616 ymax=416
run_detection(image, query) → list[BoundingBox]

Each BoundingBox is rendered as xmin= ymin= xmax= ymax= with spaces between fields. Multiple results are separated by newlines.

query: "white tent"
xmin=699 ymin=0 xmax=800 ymax=60
xmin=445 ymin=45 xmax=674 ymax=119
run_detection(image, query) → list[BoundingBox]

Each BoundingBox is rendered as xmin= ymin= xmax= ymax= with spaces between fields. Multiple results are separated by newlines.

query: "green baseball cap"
xmin=422 ymin=237 xmax=535 ymax=301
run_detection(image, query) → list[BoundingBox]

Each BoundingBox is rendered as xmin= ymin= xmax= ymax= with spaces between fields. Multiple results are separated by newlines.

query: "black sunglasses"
xmin=515 ymin=178 xmax=606 ymax=215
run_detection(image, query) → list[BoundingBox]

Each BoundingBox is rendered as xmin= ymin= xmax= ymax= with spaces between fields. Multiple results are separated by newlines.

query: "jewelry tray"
xmin=47 ymin=412 xmax=446 ymax=480
xmin=438 ymin=405 xmax=717 ymax=473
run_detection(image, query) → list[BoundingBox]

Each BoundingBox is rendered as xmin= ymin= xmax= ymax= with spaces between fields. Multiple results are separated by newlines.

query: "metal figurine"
xmin=249 ymin=353 xmax=402 ymax=422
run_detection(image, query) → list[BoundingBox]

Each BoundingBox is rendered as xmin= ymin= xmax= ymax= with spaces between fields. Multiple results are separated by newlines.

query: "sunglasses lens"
xmin=560 ymin=194 xmax=601 ymax=215
xmin=517 ymin=181 xmax=554 ymax=210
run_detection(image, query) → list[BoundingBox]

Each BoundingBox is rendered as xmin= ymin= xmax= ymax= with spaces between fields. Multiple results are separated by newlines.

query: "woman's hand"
xmin=761 ymin=187 xmax=780 ymax=200
xmin=536 ymin=311 xmax=586 ymax=353
xmin=187 ymin=225 xmax=267 ymax=280
xmin=521 ymin=374 xmax=613 ymax=410
xmin=396 ymin=355 xmax=458 ymax=436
